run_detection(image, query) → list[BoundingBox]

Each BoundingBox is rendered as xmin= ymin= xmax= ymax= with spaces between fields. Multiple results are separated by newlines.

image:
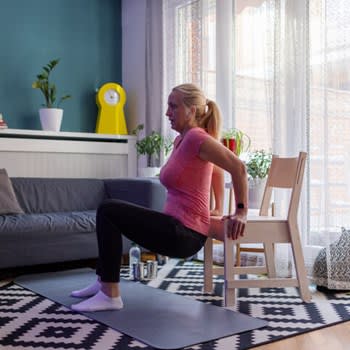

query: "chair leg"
xmin=235 ymin=243 xmax=241 ymax=266
xmin=264 ymin=243 xmax=276 ymax=278
xmin=289 ymin=225 xmax=312 ymax=302
xmin=224 ymin=234 xmax=236 ymax=306
xmin=224 ymin=280 xmax=236 ymax=307
xmin=203 ymin=239 xmax=214 ymax=293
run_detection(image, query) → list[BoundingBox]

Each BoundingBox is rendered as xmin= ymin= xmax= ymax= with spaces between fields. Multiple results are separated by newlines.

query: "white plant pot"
xmin=139 ymin=167 xmax=160 ymax=178
xmin=248 ymin=177 xmax=267 ymax=209
xmin=39 ymin=108 xmax=63 ymax=132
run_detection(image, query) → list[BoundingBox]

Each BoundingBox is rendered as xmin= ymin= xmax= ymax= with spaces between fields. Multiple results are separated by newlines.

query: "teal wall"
xmin=0 ymin=0 xmax=122 ymax=132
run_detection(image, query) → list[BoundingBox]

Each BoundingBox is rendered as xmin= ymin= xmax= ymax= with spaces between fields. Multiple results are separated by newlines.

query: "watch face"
xmin=104 ymin=89 xmax=119 ymax=105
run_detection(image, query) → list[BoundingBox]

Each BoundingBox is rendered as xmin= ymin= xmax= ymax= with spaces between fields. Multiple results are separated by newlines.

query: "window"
xmin=309 ymin=0 xmax=350 ymax=244
xmin=164 ymin=0 xmax=350 ymax=247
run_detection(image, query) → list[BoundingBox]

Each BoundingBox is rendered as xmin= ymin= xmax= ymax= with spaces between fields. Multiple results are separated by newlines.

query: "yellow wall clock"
xmin=95 ymin=82 xmax=128 ymax=135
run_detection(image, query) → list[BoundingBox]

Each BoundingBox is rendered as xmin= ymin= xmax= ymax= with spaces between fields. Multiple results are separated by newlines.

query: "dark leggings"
xmin=96 ymin=199 xmax=207 ymax=282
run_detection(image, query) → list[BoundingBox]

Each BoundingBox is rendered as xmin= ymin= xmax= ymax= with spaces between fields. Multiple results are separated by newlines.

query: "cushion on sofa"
xmin=0 ymin=210 xmax=96 ymax=234
xmin=0 ymin=169 xmax=24 ymax=215
xmin=12 ymin=178 xmax=107 ymax=214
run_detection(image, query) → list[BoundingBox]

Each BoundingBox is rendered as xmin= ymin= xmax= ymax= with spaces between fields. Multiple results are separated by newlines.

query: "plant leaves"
xmin=32 ymin=58 xmax=70 ymax=108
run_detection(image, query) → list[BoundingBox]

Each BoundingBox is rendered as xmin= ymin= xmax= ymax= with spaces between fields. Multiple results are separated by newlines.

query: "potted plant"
xmin=32 ymin=58 xmax=71 ymax=132
xmin=245 ymin=149 xmax=272 ymax=208
xmin=132 ymin=124 xmax=172 ymax=177
xmin=221 ymin=128 xmax=251 ymax=156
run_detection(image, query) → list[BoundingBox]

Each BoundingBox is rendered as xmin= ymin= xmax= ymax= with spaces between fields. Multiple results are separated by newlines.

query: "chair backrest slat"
xmin=259 ymin=152 xmax=307 ymax=220
xmin=266 ymin=156 xmax=299 ymax=189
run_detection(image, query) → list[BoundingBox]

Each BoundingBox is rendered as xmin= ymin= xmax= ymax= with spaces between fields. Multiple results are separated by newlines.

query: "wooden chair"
xmin=204 ymin=151 xmax=311 ymax=306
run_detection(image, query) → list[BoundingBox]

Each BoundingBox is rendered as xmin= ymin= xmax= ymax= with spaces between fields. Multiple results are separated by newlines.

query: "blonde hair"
xmin=173 ymin=83 xmax=222 ymax=139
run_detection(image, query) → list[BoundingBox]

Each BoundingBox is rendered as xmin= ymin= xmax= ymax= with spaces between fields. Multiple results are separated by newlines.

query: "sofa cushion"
xmin=0 ymin=169 xmax=24 ymax=215
xmin=0 ymin=210 xmax=96 ymax=234
xmin=104 ymin=178 xmax=166 ymax=212
xmin=12 ymin=178 xmax=106 ymax=214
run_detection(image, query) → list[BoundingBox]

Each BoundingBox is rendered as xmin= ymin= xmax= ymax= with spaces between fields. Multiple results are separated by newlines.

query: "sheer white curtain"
xmin=228 ymin=0 xmax=309 ymax=277
xmin=308 ymin=0 xmax=350 ymax=289
xmin=122 ymin=0 xmax=163 ymax=169
xmin=274 ymin=0 xmax=309 ymax=276
xmin=163 ymin=0 xmax=218 ymax=142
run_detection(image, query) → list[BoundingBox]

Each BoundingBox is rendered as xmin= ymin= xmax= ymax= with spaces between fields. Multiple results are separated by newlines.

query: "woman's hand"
xmin=210 ymin=208 xmax=223 ymax=216
xmin=222 ymin=213 xmax=246 ymax=240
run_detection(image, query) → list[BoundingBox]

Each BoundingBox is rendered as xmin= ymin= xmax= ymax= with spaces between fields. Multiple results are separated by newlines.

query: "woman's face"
xmin=166 ymin=90 xmax=191 ymax=134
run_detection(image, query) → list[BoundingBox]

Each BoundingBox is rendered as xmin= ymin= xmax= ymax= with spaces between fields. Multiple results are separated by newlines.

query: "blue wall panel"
xmin=0 ymin=0 xmax=122 ymax=132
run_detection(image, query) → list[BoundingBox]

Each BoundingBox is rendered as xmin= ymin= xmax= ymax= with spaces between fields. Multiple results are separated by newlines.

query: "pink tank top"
xmin=159 ymin=127 xmax=213 ymax=235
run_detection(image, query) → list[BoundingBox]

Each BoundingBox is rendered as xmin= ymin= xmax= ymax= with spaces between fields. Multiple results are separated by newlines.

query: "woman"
xmin=71 ymin=83 xmax=248 ymax=312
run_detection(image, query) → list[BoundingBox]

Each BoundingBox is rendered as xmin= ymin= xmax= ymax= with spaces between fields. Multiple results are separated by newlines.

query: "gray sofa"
xmin=0 ymin=177 xmax=166 ymax=270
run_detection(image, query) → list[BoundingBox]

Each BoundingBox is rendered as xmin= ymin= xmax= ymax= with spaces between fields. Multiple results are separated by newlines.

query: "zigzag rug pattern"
xmin=0 ymin=260 xmax=349 ymax=350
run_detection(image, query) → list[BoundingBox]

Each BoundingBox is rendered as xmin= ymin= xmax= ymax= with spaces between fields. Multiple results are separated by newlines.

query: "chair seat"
xmin=247 ymin=215 xmax=286 ymax=222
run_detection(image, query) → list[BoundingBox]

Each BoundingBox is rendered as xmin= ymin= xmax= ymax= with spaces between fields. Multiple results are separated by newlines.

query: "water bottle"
xmin=129 ymin=243 xmax=141 ymax=278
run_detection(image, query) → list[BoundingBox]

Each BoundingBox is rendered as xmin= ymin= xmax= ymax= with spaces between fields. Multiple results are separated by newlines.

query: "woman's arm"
xmin=210 ymin=165 xmax=224 ymax=216
xmin=199 ymin=136 xmax=248 ymax=240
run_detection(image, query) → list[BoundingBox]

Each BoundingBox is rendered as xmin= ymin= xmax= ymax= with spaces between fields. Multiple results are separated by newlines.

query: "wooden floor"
xmin=252 ymin=320 xmax=350 ymax=350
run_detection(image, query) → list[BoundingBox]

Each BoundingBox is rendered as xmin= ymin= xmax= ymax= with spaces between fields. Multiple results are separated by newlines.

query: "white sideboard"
xmin=0 ymin=129 xmax=137 ymax=178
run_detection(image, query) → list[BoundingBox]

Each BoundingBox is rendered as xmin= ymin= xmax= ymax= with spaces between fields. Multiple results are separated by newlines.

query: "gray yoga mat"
xmin=15 ymin=268 xmax=267 ymax=349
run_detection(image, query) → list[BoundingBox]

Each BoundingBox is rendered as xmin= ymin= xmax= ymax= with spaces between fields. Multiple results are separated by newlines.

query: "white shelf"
xmin=0 ymin=129 xmax=137 ymax=178
xmin=0 ymin=128 xmax=136 ymax=141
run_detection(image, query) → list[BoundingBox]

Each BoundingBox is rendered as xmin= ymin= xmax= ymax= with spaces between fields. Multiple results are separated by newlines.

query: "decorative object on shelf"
xmin=95 ymin=82 xmax=128 ymax=135
xmin=245 ymin=149 xmax=272 ymax=208
xmin=132 ymin=124 xmax=172 ymax=177
xmin=0 ymin=113 xmax=8 ymax=129
xmin=32 ymin=58 xmax=71 ymax=132
xmin=221 ymin=128 xmax=251 ymax=156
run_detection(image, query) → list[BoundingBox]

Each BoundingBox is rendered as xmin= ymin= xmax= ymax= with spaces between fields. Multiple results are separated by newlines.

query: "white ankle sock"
xmin=71 ymin=290 xmax=123 ymax=312
xmin=71 ymin=280 xmax=101 ymax=298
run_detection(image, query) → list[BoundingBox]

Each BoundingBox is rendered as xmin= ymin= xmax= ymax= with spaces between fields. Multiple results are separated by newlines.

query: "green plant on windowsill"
xmin=245 ymin=149 xmax=272 ymax=180
xmin=221 ymin=128 xmax=251 ymax=157
xmin=131 ymin=124 xmax=173 ymax=167
xmin=245 ymin=149 xmax=272 ymax=209
xmin=32 ymin=58 xmax=71 ymax=108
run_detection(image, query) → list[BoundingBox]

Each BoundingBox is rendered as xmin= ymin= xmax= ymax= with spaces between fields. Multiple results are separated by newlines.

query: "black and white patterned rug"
xmin=0 ymin=259 xmax=349 ymax=350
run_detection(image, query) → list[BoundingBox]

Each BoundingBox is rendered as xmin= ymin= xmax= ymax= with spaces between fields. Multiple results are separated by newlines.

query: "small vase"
xmin=39 ymin=108 xmax=63 ymax=132
xmin=221 ymin=138 xmax=237 ymax=154
xmin=248 ymin=177 xmax=267 ymax=209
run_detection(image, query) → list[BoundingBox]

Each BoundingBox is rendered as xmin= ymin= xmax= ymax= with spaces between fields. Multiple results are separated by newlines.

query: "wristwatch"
xmin=237 ymin=203 xmax=245 ymax=209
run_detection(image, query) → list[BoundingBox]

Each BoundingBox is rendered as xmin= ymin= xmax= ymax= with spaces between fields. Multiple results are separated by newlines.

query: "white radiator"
xmin=0 ymin=129 xmax=137 ymax=179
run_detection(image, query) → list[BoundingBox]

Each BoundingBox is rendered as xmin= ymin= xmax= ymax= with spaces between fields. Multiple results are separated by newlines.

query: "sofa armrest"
xmin=104 ymin=177 xmax=166 ymax=212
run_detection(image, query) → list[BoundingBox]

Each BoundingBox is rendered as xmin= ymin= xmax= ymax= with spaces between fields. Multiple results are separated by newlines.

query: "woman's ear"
xmin=187 ymin=105 xmax=196 ymax=119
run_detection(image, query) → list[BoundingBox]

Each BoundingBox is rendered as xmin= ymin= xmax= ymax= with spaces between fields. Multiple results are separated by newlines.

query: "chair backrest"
xmin=259 ymin=152 xmax=307 ymax=221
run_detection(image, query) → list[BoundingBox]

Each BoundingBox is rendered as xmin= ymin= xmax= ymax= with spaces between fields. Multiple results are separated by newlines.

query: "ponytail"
xmin=173 ymin=84 xmax=222 ymax=140
xmin=196 ymin=99 xmax=221 ymax=140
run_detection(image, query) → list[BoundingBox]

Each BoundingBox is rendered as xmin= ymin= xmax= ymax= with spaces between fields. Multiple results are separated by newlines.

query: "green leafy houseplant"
xmin=221 ymin=128 xmax=251 ymax=156
xmin=32 ymin=58 xmax=71 ymax=108
xmin=132 ymin=124 xmax=172 ymax=167
xmin=246 ymin=149 xmax=272 ymax=209
xmin=245 ymin=149 xmax=272 ymax=180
